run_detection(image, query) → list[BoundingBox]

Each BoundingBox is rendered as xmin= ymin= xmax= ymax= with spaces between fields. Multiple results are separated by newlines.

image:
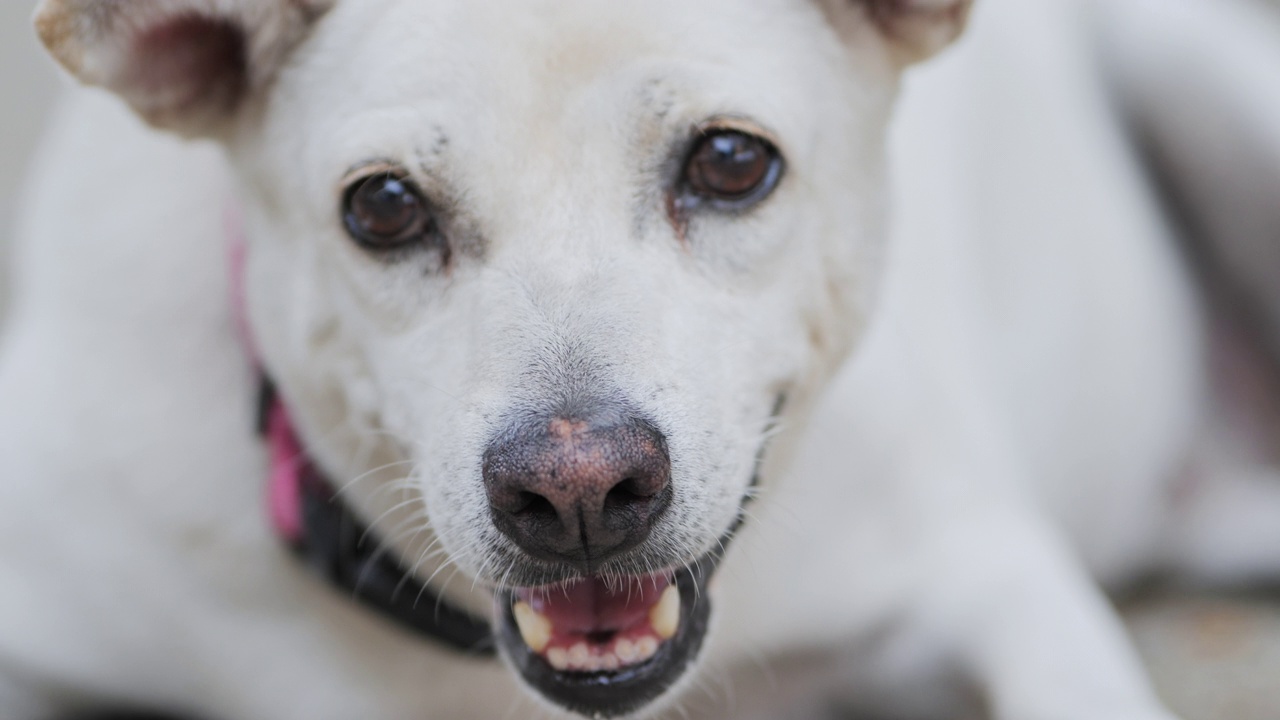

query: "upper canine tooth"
xmin=513 ymin=601 xmax=552 ymax=653
xmin=649 ymin=585 xmax=681 ymax=640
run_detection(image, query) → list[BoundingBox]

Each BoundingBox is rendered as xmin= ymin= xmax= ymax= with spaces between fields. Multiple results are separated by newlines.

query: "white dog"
xmin=3 ymin=0 xmax=1280 ymax=718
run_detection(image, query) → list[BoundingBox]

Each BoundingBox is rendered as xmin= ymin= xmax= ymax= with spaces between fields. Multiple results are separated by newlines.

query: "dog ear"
xmin=34 ymin=0 xmax=332 ymax=137
xmin=872 ymin=0 xmax=974 ymax=62
xmin=824 ymin=0 xmax=974 ymax=65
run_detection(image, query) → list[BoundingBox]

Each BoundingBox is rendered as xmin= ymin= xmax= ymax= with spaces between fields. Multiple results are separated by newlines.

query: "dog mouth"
xmin=490 ymin=395 xmax=784 ymax=716
xmin=494 ymin=553 xmax=716 ymax=718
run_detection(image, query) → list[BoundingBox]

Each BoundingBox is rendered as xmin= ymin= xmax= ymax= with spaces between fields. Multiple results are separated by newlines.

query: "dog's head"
xmin=37 ymin=0 xmax=971 ymax=716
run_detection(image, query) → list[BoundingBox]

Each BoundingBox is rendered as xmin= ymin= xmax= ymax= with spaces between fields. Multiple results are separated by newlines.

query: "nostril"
xmin=513 ymin=491 xmax=557 ymax=520
xmin=605 ymin=477 xmax=656 ymax=511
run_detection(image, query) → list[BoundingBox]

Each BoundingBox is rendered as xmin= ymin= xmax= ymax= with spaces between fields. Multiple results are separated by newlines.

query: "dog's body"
xmin=3 ymin=0 xmax=1280 ymax=718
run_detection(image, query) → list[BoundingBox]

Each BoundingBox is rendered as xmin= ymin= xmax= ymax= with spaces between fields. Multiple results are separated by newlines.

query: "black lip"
xmin=494 ymin=554 xmax=717 ymax=718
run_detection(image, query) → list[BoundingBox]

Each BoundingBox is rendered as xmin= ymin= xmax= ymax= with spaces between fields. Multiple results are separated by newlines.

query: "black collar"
xmin=257 ymin=379 xmax=496 ymax=656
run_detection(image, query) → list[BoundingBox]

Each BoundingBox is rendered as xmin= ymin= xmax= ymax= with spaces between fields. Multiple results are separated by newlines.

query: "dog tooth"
xmin=513 ymin=601 xmax=552 ymax=653
xmin=636 ymin=636 xmax=659 ymax=660
xmin=602 ymin=653 xmax=620 ymax=671
xmin=585 ymin=655 xmax=602 ymax=672
xmin=615 ymin=639 xmax=638 ymax=663
xmin=568 ymin=643 xmax=590 ymax=668
xmin=649 ymin=585 xmax=681 ymax=640
xmin=547 ymin=648 xmax=569 ymax=671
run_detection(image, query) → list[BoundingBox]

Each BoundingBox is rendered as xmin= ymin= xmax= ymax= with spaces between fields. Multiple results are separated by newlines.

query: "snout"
xmin=483 ymin=411 xmax=671 ymax=571
xmin=480 ymin=399 xmax=774 ymax=717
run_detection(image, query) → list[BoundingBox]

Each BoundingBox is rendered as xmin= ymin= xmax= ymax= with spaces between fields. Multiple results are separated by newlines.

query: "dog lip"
xmin=493 ymin=556 xmax=716 ymax=718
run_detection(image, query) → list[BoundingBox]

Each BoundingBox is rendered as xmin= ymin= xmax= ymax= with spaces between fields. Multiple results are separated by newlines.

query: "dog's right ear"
xmin=821 ymin=0 xmax=975 ymax=66
xmin=34 ymin=0 xmax=332 ymax=138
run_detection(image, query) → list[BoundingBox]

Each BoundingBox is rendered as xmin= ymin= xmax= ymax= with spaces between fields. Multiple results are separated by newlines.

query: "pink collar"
xmin=226 ymin=209 xmax=304 ymax=543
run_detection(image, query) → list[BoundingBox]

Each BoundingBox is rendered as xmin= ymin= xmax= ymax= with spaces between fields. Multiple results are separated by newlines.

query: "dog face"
xmin=37 ymin=0 xmax=970 ymax=715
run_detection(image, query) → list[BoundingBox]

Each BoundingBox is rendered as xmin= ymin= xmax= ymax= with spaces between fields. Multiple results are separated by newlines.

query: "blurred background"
xmin=1 ymin=3 xmax=1279 ymax=719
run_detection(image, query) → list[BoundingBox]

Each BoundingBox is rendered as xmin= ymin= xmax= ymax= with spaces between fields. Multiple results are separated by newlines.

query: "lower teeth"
xmin=512 ymin=581 xmax=680 ymax=671
xmin=544 ymin=636 xmax=661 ymax=672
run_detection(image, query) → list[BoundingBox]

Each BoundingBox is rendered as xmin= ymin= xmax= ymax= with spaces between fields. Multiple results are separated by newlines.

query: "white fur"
xmin=3 ymin=0 xmax=1279 ymax=718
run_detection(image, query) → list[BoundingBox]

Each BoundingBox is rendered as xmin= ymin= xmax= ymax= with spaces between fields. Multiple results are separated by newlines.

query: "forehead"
xmin=281 ymin=0 xmax=847 ymax=160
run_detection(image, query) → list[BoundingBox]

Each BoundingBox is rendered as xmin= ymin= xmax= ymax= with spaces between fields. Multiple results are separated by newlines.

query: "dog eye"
xmin=683 ymin=131 xmax=782 ymax=205
xmin=342 ymin=172 xmax=433 ymax=249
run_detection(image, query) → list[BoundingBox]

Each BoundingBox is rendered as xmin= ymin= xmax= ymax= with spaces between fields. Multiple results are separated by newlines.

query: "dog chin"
xmin=493 ymin=551 xmax=719 ymax=719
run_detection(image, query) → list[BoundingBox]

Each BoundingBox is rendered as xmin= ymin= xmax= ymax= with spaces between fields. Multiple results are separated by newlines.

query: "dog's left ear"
xmin=825 ymin=0 xmax=975 ymax=65
xmin=34 ymin=0 xmax=332 ymax=138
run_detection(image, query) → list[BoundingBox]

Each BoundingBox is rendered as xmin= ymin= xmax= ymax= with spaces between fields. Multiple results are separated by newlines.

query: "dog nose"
xmin=483 ymin=413 xmax=671 ymax=570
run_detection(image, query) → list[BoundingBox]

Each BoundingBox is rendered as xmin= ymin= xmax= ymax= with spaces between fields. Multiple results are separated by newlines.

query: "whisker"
xmin=334 ymin=459 xmax=418 ymax=496
xmin=358 ymin=492 xmax=426 ymax=546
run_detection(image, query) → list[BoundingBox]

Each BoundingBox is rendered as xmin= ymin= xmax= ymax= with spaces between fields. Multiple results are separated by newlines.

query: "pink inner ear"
xmin=126 ymin=14 xmax=247 ymax=118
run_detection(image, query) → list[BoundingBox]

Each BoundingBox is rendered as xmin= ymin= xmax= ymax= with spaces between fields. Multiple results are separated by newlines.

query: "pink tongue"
xmin=519 ymin=575 xmax=671 ymax=635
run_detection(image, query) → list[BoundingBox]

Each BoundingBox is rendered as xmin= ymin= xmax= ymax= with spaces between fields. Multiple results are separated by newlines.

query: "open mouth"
xmin=494 ymin=554 xmax=716 ymax=718
xmin=489 ymin=396 xmax=784 ymax=716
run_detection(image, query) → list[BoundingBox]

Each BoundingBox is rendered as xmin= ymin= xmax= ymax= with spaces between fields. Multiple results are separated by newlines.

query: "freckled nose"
xmin=482 ymin=412 xmax=672 ymax=571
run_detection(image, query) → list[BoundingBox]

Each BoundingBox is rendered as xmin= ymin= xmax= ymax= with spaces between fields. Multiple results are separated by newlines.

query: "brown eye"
xmin=683 ymin=131 xmax=782 ymax=204
xmin=342 ymin=172 xmax=432 ymax=248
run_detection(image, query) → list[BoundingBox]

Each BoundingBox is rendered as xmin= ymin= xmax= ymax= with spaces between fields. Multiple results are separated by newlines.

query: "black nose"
xmin=483 ymin=413 xmax=671 ymax=571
